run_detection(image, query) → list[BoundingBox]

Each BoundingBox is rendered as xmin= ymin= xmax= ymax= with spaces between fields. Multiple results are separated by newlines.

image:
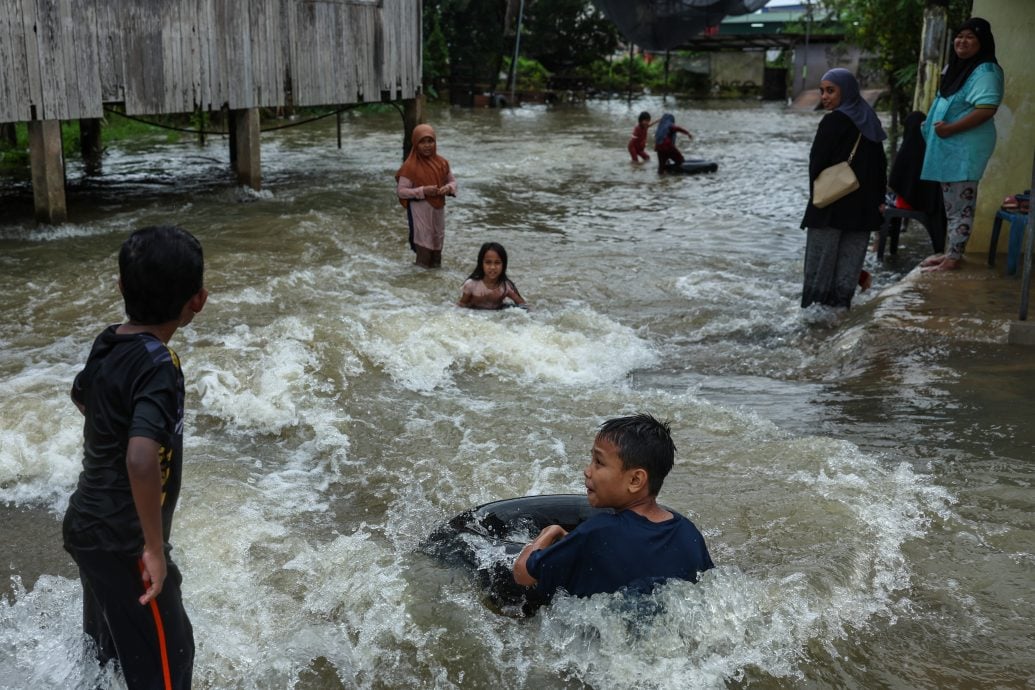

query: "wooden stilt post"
xmin=28 ymin=120 xmax=67 ymax=224
xmin=401 ymin=95 xmax=424 ymax=161
xmin=0 ymin=123 xmax=16 ymax=146
xmin=79 ymin=118 xmax=102 ymax=175
xmin=228 ymin=108 xmax=237 ymax=165
xmin=231 ymin=107 xmax=261 ymax=190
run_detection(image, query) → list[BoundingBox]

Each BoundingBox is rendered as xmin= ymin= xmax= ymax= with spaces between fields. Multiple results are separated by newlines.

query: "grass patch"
xmin=0 ymin=115 xmax=180 ymax=171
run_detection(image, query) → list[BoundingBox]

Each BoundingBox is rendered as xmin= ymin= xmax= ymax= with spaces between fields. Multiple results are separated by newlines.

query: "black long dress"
xmin=888 ymin=111 xmax=946 ymax=253
xmin=800 ymin=110 xmax=887 ymax=308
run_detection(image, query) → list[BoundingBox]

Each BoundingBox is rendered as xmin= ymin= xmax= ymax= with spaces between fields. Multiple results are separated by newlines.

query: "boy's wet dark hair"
xmin=119 ymin=225 xmax=204 ymax=325
xmin=638 ymin=111 xmax=651 ymax=123
xmin=597 ymin=413 xmax=675 ymax=496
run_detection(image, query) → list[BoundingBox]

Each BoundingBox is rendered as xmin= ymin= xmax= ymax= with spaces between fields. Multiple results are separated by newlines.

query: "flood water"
xmin=1 ymin=98 xmax=1033 ymax=689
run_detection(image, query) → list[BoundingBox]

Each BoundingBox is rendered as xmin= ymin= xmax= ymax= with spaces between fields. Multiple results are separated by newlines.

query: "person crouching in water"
xmin=395 ymin=124 xmax=457 ymax=268
xmin=654 ymin=113 xmax=692 ymax=174
xmin=457 ymin=241 xmax=527 ymax=310
xmin=513 ymin=413 xmax=713 ymax=599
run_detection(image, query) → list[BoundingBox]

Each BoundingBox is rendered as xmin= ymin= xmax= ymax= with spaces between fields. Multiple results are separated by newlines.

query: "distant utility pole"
xmin=508 ymin=0 xmax=525 ymax=105
xmin=800 ymin=0 xmax=812 ymax=96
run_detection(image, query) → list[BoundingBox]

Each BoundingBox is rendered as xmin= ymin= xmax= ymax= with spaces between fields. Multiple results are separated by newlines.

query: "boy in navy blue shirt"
xmin=513 ymin=414 xmax=713 ymax=598
xmin=64 ymin=225 xmax=207 ymax=689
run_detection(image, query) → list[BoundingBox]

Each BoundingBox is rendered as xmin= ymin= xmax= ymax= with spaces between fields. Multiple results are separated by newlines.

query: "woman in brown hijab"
xmin=395 ymin=124 xmax=457 ymax=268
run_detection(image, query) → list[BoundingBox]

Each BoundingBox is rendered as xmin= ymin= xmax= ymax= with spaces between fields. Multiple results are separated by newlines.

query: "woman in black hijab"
xmin=918 ymin=18 xmax=1004 ymax=272
xmin=886 ymin=111 xmax=946 ymax=254
xmin=800 ymin=68 xmax=887 ymax=310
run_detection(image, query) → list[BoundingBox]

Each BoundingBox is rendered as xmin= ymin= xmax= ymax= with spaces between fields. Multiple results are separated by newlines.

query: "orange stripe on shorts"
xmin=139 ymin=559 xmax=174 ymax=690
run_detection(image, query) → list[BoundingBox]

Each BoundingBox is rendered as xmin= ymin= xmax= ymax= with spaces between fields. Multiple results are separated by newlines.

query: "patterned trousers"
xmin=941 ymin=180 xmax=978 ymax=260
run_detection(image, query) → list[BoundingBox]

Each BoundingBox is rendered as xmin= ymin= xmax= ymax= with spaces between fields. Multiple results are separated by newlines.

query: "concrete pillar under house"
xmin=231 ymin=108 xmax=261 ymax=190
xmin=28 ymin=120 xmax=67 ymax=224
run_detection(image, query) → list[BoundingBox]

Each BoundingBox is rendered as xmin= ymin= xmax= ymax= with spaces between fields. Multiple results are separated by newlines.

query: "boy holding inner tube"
xmin=513 ymin=413 xmax=713 ymax=598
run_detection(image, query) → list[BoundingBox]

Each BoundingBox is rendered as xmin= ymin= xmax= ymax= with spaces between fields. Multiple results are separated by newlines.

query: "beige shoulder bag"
xmin=812 ymin=132 xmax=863 ymax=209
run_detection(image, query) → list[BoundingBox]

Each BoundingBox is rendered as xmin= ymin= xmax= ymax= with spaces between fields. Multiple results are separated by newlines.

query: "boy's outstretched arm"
xmin=126 ymin=436 xmax=167 ymax=605
xmin=513 ymin=524 xmax=567 ymax=586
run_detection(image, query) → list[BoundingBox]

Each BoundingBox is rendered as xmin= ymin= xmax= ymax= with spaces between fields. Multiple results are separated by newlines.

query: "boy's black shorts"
xmin=69 ymin=547 xmax=194 ymax=690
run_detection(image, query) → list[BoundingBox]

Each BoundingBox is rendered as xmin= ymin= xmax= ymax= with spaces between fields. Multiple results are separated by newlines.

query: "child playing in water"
xmin=396 ymin=123 xmax=457 ymax=268
xmin=654 ymin=113 xmax=692 ymax=174
xmin=457 ymin=242 xmax=527 ymax=310
xmin=627 ymin=111 xmax=656 ymax=163
xmin=513 ymin=413 xmax=713 ymax=599
xmin=64 ymin=225 xmax=207 ymax=688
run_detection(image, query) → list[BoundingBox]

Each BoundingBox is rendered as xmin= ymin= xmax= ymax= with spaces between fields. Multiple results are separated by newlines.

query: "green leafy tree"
xmin=519 ymin=0 xmax=621 ymax=74
xmin=423 ymin=8 xmax=450 ymax=96
xmin=500 ymin=56 xmax=552 ymax=92
xmin=423 ymin=0 xmax=509 ymax=94
xmin=820 ymin=0 xmax=971 ymax=130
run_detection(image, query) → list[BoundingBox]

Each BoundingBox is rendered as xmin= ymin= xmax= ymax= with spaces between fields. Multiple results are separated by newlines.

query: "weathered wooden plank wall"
xmin=96 ymin=2 xmax=125 ymax=103
xmin=0 ymin=0 xmax=422 ymax=122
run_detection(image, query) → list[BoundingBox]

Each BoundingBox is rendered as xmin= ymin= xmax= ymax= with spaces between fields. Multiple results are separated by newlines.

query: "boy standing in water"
xmin=627 ymin=111 xmax=656 ymax=163
xmin=63 ymin=225 xmax=207 ymax=689
xmin=513 ymin=413 xmax=713 ymax=598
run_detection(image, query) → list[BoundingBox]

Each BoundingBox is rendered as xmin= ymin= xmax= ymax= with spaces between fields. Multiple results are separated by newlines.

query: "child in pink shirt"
xmin=627 ymin=111 xmax=656 ymax=163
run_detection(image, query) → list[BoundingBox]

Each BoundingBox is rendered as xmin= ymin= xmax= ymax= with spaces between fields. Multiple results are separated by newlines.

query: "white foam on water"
xmin=348 ymin=303 xmax=659 ymax=393
xmin=172 ymin=486 xmax=364 ymax=685
xmin=217 ymin=284 xmax=276 ymax=306
xmin=671 ymin=267 xmax=824 ymax=376
xmin=528 ymin=570 xmax=807 ymax=689
xmin=675 ymin=268 xmax=803 ymax=342
xmin=0 ymin=363 xmax=83 ymax=510
xmin=191 ymin=318 xmax=327 ymax=435
xmin=168 ymin=466 xmax=463 ymax=687
xmin=0 ymin=221 xmax=131 ymax=242
xmin=0 ymin=576 xmax=123 ymax=689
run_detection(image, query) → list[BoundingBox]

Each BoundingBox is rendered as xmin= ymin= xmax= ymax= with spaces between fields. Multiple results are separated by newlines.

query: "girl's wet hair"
xmin=467 ymin=242 xmax=515 ymax=290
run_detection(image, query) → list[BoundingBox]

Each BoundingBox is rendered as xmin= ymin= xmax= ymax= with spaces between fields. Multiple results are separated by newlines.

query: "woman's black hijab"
xmin=939 ymin=17 xmax=997 ymax=97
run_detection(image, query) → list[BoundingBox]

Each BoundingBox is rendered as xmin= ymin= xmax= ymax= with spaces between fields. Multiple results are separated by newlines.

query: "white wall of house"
xmin=970 ymin=0 xmax=1035 ymax=254
xmin=791 ymin=42 xmax=870 ymax=99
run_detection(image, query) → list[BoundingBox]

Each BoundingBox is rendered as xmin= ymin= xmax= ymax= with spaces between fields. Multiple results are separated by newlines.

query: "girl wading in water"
xmin=456 ymin=242 xmax=527 ymax=310
xmin=395 ymin=124 xmax=457 ymax=268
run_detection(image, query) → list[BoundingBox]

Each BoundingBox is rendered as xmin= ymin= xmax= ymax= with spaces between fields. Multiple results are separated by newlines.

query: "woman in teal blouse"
xmin=920 ymin=17 xmax=1004 ymax=272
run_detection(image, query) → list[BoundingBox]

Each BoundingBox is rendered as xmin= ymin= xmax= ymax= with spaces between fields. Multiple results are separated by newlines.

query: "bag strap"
xmin=846 ymin=132 xmax=862 ymax=164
